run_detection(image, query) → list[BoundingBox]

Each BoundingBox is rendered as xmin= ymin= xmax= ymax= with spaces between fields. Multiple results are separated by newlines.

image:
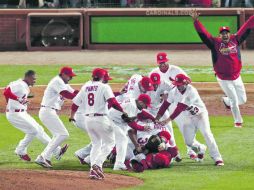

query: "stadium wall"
xmin=0 ymin=8 xmax=253 ymax=51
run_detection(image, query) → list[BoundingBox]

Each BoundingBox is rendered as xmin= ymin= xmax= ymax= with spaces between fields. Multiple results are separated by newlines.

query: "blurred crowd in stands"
xmin=0 ymin=0 xmax=253 ymax=8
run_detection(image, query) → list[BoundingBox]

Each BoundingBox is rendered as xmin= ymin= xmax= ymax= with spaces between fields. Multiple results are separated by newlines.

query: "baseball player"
xmin=156 ymin=74 xmax=224 ymax=166
xmin=147 ymin=72 xmax=177 ymax=147
xmin=190 ymin=9 xmax=254 ymax=128
xmin=116 ymin=74 xmax=154 ymax=102
xmin=70 ymin=68 xmax=125 ymax=180
xmin=71 ymin=70 xmax=113 ymax=165
xmin=108 ymin=94 xmax=155 ymax=170
xmin=35 ymin=66 xmax=78 ymax=168
xmin=4 ymin=70 xmax=63 ymax=162
xmin=149 ymin=52 xmax=199 ymax=160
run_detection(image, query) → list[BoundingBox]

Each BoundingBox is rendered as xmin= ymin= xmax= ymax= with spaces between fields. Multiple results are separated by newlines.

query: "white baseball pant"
xmin=85 ymin=115 xmax=114 ymax=168
xmin=111 ymin=121 xmax=129 ymax=167
xmin=217 ymin=76 xmax=246 ymax=124
xmin=6 ymin=111 xmax=61 ymax=155
xmin=167 ymin=103 xmax=200 ymax=156
xmin=39 ymin=107 xmax=69 ymax=160
xmin=182 ymin=112 xmax=223 ymax=162
xmin=73 ymin=113 xmax=92 ymax=159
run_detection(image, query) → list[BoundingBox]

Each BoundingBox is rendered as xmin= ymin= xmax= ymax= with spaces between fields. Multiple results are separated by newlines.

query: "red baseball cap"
xmin=157 ymin=52 xmax=169 ymax=64
xmin=140 ymin=76 xmax=154 ymax=91
xmin=171 ymin=74 xmax=191 ymax=86
xmin=150 ymin=73 xmax=161 ymax=85
xmin=92 ymin=68 xmax=106 ymax=79
xmin=103 ymin=70 xmax=113 ymax=81
xmin=219 ymin=26 xmax=230 ymax=33
xmin=158 ymin=131 xmax=171 ymax=143
xmin=138 ymin=94 xmax=152 ymax=108
xmin=60 ymin=66 xmax=76 ymax=77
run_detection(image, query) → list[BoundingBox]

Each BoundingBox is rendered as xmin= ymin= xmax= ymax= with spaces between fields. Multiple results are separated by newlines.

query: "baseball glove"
xmin=145 ymin=135 xmax=162 ymax=153
xmin=121 ymin=113 xmax=136 ymax=123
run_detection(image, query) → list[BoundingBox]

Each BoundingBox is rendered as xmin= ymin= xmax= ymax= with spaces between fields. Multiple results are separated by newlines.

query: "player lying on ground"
xmin=129 ymin=130 xmax=179 ymax=172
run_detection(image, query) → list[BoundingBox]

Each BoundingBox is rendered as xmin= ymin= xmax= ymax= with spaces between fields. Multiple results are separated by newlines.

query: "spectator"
xmin=69 ymin=0 xmax=82 ymax=7
xmin=187 ymin=0 xmax=212 ymax=7
xmin=225 ymin=0 xmax=253 ymax=7
xmin=40 ymin=0 xmax=59 ymax=7
xmin=10 ymin=0 xmax=44 ymax=8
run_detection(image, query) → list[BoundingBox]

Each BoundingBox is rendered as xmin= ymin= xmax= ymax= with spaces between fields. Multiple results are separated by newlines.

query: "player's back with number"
xmin=75 ymin=80 xmax=114 ymax=114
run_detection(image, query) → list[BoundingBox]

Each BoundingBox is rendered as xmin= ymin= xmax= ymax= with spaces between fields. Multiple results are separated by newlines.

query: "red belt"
xmin=6 ymin=109 xmax=25 ymax=112
xmin=85 ymin=113 xmax=106 ymax=116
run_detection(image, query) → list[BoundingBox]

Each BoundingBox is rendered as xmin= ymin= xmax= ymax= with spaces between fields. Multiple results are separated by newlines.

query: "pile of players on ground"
xmin=69 ymin=52 xmax=224 ymax=180
xmin=4 ymin=52 xmax=225 ymax=181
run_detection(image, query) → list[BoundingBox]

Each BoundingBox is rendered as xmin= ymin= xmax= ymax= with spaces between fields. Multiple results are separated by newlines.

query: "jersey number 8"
xmin=88 ymin=93 xmax=94 ymax=106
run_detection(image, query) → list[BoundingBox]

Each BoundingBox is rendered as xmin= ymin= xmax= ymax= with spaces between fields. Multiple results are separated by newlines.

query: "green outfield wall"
xmin=0 ymin=8 xmax=253 ymax=50
xmin=91 ymin=16 xmax=238 ymax=44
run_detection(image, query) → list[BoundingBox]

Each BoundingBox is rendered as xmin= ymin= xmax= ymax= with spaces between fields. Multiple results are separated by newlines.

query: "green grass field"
xmin=0 ymin=65 xmax=253 ymax=86
xmin=1 ymin=114 xmax=254 ymax=190
xmin=0 ymin=65 xmax=254 ymax=190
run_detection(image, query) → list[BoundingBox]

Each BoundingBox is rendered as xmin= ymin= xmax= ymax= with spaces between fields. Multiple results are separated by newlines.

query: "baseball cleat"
xmin=92 ymin=164 xmax=105 ymax=179
xmin=35 ymin=155 xmax=52 ymax=168
xmin=174 ymin=154 xmax=182 ymax=162
xmin=113 ymin=163 xmax=128 ymax=171
xmin=17 ymin=154 xmax=31 ymax=162
xmin=215 ymin=160 xmax=224 ymax=166
xmin=196 ymin=153 xmax=205 ymax=162
xmin=234 ymin=123 xmax=242 ymax=128
xmin=195 ymin=144 xmax=207 ymax=162
xmin=89 ymin=169 xmax=103 ymax=180
xmin=55 ymin=144 xmax=69 ymax=160
xmin=189 ymin=154 xmax=198 ymax=160
xmin=222 ymin=97 xmax=231 ymax=110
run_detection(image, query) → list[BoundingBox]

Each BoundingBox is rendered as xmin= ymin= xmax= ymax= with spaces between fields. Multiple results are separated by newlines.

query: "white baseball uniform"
xmin=116 ymin=74 xmax=143 ymax=102
xmin=73 ymin=80 xmax=115 ymax=168
xmin=39 ymin=75 xmax=74 ymax=161
xmin=166 ymin=85 xmax=223 ymax=162
xmin=149 ymin=66 xmax=199 ymax=156
xmin=5 ymin=79 xmax=61 ymax=156
xmin=108 ymin=97 xmax=143 ymax=168
xmin=146 ymin=79 xmax=176 ymax=146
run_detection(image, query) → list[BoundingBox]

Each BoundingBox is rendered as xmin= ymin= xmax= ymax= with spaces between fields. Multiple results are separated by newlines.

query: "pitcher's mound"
xmin=0 ymin=169 xmax=143 ymax=190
